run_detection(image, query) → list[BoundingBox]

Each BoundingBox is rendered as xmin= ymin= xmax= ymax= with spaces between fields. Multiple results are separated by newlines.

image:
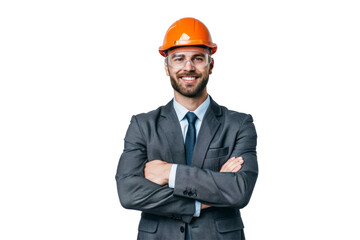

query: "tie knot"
xmin=185 ymin=112 xmax=197 ymax=124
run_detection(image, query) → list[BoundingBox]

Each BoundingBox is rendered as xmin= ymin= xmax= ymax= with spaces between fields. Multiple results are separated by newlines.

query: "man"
xmin=116 ymin=17 xmax=258 ymax=240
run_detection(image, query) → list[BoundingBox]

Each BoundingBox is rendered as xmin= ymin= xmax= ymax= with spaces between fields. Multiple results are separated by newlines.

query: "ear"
xmin=164 ymin=61 xmax=170 ymax=76
xmin=209 ymin=57 xmax=214 ymax=74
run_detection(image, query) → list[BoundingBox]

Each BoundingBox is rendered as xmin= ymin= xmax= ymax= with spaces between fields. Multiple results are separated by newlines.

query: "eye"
xmin=173 ymin=57 xmax=184 ymax=62
xmin=193 ymin=57 xmax=205 ymax=62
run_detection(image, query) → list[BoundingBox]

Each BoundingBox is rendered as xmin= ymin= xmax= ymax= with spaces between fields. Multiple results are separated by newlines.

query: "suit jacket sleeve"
xmin=173 ymin=114 xmax=258 ymax=209
xmin=116 ymin=115 xmax=195 ymax=222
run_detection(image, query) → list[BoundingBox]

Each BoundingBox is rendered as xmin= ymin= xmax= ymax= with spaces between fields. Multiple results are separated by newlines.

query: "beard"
xmin=170 ymin=74 xmax=209 ymax=98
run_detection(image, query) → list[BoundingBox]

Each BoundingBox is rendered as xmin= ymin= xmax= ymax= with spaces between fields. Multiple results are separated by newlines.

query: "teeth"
xmin=182 ymin=77 xmax=196 ymax=80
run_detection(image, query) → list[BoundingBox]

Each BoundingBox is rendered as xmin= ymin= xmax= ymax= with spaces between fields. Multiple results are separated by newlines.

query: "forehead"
xmin=167 ymin=46 xmax=209 ymax=55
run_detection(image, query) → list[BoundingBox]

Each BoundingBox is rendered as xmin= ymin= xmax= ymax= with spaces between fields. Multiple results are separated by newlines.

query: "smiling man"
xmin=116 ymin=17 xmax=258 ymax=240
xmin=166 ymin=47 xmax=211 ymax=100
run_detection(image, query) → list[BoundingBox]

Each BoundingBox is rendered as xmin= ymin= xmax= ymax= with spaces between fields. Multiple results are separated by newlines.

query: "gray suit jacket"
xmin=116 ymin=97 xmax=258 ymax=240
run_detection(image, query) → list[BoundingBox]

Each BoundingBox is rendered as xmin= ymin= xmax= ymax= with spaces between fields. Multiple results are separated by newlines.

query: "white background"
xmin=1 ymin=0 xmax=359 ymax=239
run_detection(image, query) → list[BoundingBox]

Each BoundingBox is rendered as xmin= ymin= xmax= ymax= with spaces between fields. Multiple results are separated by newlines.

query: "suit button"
xmin=180 ymin=226 xmax=185 ymax=233
xmin=188 ymin=192 xmax=197 ymax=197
xmin=183 ymin=190 xmax=188 ymax=195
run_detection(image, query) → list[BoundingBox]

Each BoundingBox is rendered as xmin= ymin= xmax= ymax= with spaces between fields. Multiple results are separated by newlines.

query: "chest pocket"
xmin=204 ymin=147 xmax=229 ymax=171
xmin=206 ymin=147 xmax=229 ymax=158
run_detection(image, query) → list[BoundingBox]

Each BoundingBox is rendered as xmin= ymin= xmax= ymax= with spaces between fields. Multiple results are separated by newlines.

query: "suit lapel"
xmin=192 ymin=98 xmax=222 ymax=168
xmin=159 ymin=97 xmax=222 ymax=167
xmin=159 ymin=100 xmax=186 ymax=165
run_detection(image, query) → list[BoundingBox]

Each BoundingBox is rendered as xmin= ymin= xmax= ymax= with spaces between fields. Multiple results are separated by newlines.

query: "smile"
xmin=179 ymin=76 xmax=199 ymax=83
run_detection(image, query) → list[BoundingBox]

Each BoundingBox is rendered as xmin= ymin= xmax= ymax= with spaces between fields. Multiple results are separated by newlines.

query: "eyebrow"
xmin=171 ymin=53 xmax=185 ymax=59
xmin=171 ymin=53 xmax=206 ymax=58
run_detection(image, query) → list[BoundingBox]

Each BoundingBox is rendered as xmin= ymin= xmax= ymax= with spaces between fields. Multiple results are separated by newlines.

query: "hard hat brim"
xmin=159 ymin=40 xmax=217 ymax=57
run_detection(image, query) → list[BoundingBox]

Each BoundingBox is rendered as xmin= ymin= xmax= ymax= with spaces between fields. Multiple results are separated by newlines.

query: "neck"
xmin=174 ymin=89 xmax=208 ymax=111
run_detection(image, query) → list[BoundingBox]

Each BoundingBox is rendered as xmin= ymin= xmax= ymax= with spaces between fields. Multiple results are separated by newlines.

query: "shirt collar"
xmin=173 ymin=95 xmax=210 ymax=122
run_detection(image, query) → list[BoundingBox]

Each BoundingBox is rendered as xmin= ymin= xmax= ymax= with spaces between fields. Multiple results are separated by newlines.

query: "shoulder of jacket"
xmin=220 ymin=106 xmax=249 ymax=118
xmin=132 ymin=106 xmax=163 ymax=123
xmin=220 ymin=106 xmax=254 ymax=126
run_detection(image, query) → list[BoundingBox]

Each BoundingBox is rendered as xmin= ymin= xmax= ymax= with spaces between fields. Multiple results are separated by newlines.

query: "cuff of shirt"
xmin=168 ymin=164 xmax=177 ymax=188
xmin=194 ymin=201 xmax=201 ymax=217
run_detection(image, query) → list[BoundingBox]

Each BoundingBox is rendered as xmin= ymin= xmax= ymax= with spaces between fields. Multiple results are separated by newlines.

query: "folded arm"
xmin=173 ymin=114 xmax=258 ymax=209
xmin=115 ymin=116 xmax=196 ymax=222
xmin=144 ymin=156 xmax=245 ymax=210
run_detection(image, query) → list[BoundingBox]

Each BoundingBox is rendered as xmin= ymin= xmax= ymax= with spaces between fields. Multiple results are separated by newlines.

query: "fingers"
xmin=228 ymin=159 xmax=242 ymax=172
xmin=144 ymin=160 xmax=172 ymax=186
xmin=231 ymin=163 xmax=242 ymax=172
xmin=145 ymin=160 xmax=165 ymax=168
xmin=220 ymin=156 xmax=244 ymax=172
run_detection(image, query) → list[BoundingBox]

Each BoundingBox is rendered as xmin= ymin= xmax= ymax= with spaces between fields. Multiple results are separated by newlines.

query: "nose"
xmin=183 ymin=60 xmax=196 ymax=71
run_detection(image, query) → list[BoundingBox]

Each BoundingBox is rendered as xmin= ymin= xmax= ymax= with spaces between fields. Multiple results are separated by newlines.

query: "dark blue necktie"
xmin=184 ymin=112 xmax=197 ymax=240
xmin=185 ymin=112 xmax=197 ymax=166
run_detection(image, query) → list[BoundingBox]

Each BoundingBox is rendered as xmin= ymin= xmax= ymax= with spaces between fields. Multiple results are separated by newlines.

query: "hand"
xmin=144 ymin=160 xmax=172 ymax=186
xmin=201 ymin=157 xmax=244 ymax=209
xmin=201 ymin=203 xmax=211 ymax=209
xmin=220 ymin=156 xmax=244 ymax=173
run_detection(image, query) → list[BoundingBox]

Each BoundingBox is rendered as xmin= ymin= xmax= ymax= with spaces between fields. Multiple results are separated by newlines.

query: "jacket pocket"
xmin=138 ymin=217 xmax=158 ymax=233
xmin=215 ymin=217 xmax=244 ymax=233
xmin=206 ymin=147 xmax=229 ymax=159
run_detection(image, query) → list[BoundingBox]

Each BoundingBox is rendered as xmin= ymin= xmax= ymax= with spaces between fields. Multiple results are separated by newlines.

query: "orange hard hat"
xmin=159 ymin=17 xmax=217 ymax=57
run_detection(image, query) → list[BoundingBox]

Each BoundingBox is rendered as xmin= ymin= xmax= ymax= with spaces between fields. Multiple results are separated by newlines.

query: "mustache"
xmin=177 ymin=73 xmax=201 ymax=77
